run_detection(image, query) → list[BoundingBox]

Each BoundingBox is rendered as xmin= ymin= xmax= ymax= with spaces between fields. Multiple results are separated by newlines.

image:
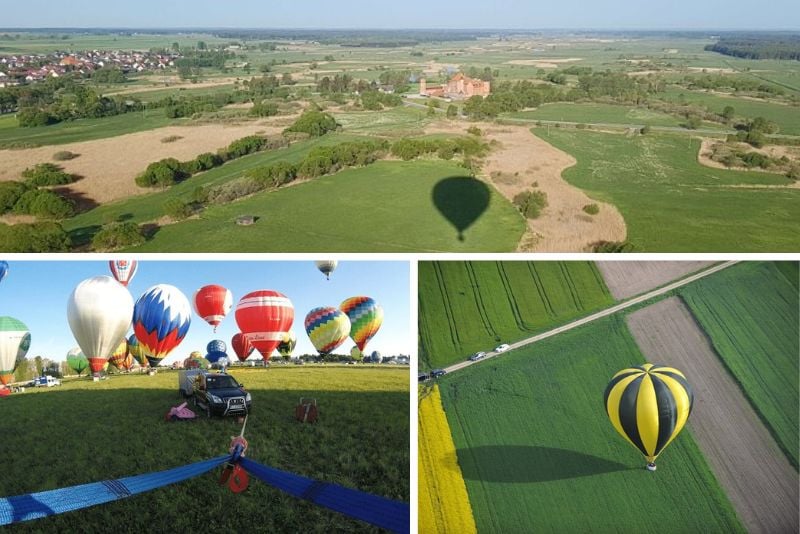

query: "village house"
xmin=419 ymin=72 xmax=490 ymax=99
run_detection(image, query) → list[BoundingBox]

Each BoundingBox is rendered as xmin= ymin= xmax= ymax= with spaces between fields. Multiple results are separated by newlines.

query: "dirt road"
xmin=627 ymin=298 xmax=799 ymax=534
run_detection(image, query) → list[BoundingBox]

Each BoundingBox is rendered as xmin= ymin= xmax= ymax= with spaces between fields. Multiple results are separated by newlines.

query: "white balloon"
xmin=67 ymin=276 xmax=133 ymax=373
xmin=0 ymin=316 xmax=29 ymax=384
xmin=315 ymin=260 xmax=338 ymax=280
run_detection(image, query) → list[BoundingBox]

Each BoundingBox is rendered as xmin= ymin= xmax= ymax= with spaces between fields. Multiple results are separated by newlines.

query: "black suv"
xmin=430 ymin=369 xmax=446 ymax=378
xmin=192 ymin=372 xmax=252 ymax=417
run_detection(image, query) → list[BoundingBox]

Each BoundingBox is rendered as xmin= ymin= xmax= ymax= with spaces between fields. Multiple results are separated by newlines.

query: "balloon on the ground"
xmin=206 ymin=339 xmax=227 ymax=364
xmin=235 ymin=290 xmax=294 ymax=361
xmin=305 ymin=307 xmax=351 ymax=355
xmin=184 ymin=353 xmax=208 ymax=369
xmin=603 ymin=363 xmax=694 ymax=465
xmin=118 ymin=353 xmax=134 ymax=372
xmin=66 ymin=347 xmax=89 ymax=375
xmin=107 ymin=339 xmax=129 ymax=369
xmin=340 ymin=296 xmax=384 ymax=353
xmin=127 ymin=334 xmax=148 ymax=367
xmin=108 ymin=260 xmax=138 ymax=287
xmin=67 ymin=276 xmax=134 ymax=376
xmin=350 ymin=346 xmax=363 ymax=361
xmin=0 ymin=317 xmax=29 ymax=385
xmin=277 ymin=331 xmax=296 ymax=359
xmin=0 ymin=261 xmax=8 ymax=285
xmin=370 ymin=350 xmax=381 ymax=363
xmin=315 ymin=260 xmax=338 ymax=280
xmin=133 ymin=284 xmax=191 ymax=368
xmin=193 ymin=285 xmax=232 ymax=332
xmin=231 ymin=332 xmax=255 ymax=362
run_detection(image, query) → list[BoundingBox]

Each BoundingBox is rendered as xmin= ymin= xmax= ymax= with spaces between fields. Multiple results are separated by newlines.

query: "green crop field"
xmin=436 ymin=315 xmax=743 ymax=533
xmin=679 ymin=261 xmax=800 ymax=468
xmin=504 ymin=102 xmax=691 ymax=128
xmin=121 ymin=160 xmax=524 ymax=253
xmin=0 ymin=366 xmax=408 ymax=532
xmin=418 ymin=261 xmax=614 ymax=369
xmin=535 ymin=128 xmax=799 ymax=252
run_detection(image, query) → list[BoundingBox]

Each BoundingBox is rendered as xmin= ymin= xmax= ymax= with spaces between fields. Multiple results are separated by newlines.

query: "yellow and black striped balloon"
xmin=603 ymin=363 xmax=694 ymax=463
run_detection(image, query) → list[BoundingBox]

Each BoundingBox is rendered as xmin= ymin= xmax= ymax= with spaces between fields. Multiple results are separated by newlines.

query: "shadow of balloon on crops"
xmin=453 ymin=446 xmax=632 ymax=483
xmin=432 ymin=176 xmax=490 ymax=242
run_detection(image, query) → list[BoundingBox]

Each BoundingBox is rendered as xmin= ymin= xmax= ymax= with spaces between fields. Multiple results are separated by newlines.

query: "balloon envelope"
xmin=193 ymin=284 xmax=233 ymax=331
xmin=350 ymin=346 xmax=363 ymax=361
xmin=0 ymin=261 xmax=8 ymax=285
xmin=109 ymin=260 xmax=138 ymax=287
xmin=315 ymin=260 xmax=338 ymax=280
xmin=235 ymin=290 xmax=294 ymax=360
xmin=133 ymin=284 xmax=191 ymax=368
xmin=305 ymin=307 xmax=351 ymax=355
xmin=127 ymin=334 xmax=148 ymax=367
xmin=231 ymin=332 xmax=255 ymax=362
xmin=0 ymin=316 xmax=29 ymax=385
xmin=66 ymin=347 xmax=89 ymax=375
xmin=205 ymin=339 xmax=227 ymax=363
xmin=604 ymin=363 xmax=693 ymax=464
xmin=107 ymin=339 xmax=129 ymax=369
xmin=340 ymin=296 xmax=384 ymax=353
xmin=67 ymin=276 xmax=134 ymax=375
xmin=277 ymin=331 xmax=297 ymax=358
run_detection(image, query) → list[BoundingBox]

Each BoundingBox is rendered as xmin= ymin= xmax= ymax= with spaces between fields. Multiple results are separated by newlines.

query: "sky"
xmin=0 ymin=259 xmax=411 ymax=365
xmin=0 ymin=0 xmax=797 ymax=30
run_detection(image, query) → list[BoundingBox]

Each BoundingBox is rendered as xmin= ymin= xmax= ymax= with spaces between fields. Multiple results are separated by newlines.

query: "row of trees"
xmin=681 ymin=74 xmax=784 ymax=96
xmin=706 ymin=37 xmax=800 ymax=61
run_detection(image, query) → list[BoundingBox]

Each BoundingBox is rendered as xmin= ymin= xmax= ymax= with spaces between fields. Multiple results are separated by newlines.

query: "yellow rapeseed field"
xmin=419 ymin=385 xmax=477 ymax=534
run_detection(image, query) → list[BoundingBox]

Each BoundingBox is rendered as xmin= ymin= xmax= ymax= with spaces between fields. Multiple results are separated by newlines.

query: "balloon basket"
xmin=148 ymin=369 xmax=157 ymax=376
xmin=646 ymin=463 xmax=657 ymax=472
xmin=92 ymin=376 xmax=100 ymax=382
xmin=295 ymin=398 xmax=318 ymax=423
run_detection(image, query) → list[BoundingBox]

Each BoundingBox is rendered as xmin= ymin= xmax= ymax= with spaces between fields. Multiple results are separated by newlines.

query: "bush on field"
xmin=21 ymin=163 xmax=78 ymax=187
xmin=52 ymin=151 xmax=79 ymax=161
xmin=583 ymin=203 xmax=600 ymax=215
xmin=251 ymin=101 xmax=279 ymax=117
xmin=205 ymin=178 xmax=264 ymax=204
xmin=163 ymin=198 xmax=194 ymax=220
xmin=0 ymin=221 xmax=72 ymax=252
xmin=13 ymin=189 xmax=75 ymax=219
xmin=247 ymin=161 xmax=298 ymax=187
xmin=222 ymin=135 xmax=268 ymax=160
xmin=284 ymin=111 xmax=338 ymax=137
xmin=513 ymin=189 xmax=548 ymax=219
xmin=135 ymin=158 xmax=189 ymax=188
xmin=91 ymin=222 xmax=145 ymax=251
xmin=466 ymin=126 xmax=482 ymax=136
xmin=592 ymin=240 xmax=635 ymax=253
xmin=0 ymin=182 xmax=32 ymax=213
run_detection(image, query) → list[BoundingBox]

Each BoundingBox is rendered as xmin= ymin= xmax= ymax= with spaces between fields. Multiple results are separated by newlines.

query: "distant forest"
xmin=706 ymin=36 xmax=800 ymax=60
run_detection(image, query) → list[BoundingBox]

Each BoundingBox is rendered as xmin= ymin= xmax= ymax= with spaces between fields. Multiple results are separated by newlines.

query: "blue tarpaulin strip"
xmin=240 ymin=457 xmax=409 ymax=533
xmin=0 ymin=455 xmax=229 ymax=526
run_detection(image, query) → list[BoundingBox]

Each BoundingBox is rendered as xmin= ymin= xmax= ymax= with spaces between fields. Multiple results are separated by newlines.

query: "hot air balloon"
xmin=118 ymin=353 xmax=135 ymax=372
xmin=305 ymin=307 xmax=351 ymax=355
xmin=206 ymin=339 xmax=227 ymax=364
xmin=107 ymin=339 xmax=129 ymax=370
xmin=67 ymin=276 xmax=134 ymax=377
xmin=109 ymin=260 xmax=138 ymax=287
xmin=0 ymin=317 xmax=29 ymax=386
xmin=184 ymin=351 xmax=209 ymax=369
xmin=340 ymin=296 xmax=384 ymax=353
xmin=66 ymin=347 xmax=89 ymax=376
xmin=231 ymin=332 xmax=255 ymax=362
xmin=350 ymin=346 xmax=363 ymax=362
xmin=277 ymin=331 xmax=297 ymax=360
xmin=133 ymin=284 xmax=191 ymax=369
xmin=315 ymin=260 xmax=338 ymax=280
xmin=193 ymin=285 xmax=233 ymax=332
xmin=0 ymin=261 xmax=8 ymax=285
xmin=370 ymin=350 xmax=382 ymax=363
xmin=127 ymin=334 xmax=148 ymax=368
xmin=604 ymin=363 xmax=694 ymax=471
xmin=235 ymin=290 xmax=294 ymax=361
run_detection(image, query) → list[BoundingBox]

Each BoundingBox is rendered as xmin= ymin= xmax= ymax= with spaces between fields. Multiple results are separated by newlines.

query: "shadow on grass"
xmin=455 ymin=445 xmax=632 ymax=483
xmin=53 ymin=186 xmax=99 ymax=214
xmin=432 ymin=176 xmax=490 ymax=241
xmin=67 ymin=224 xmax=102 ymax=248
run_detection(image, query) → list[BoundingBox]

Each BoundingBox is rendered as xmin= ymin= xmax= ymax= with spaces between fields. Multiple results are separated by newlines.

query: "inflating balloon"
xmin=315 ymin=260 xmax=338 ymax=281
xmin=0 ymin=317 xmax=29 ymax=386
xmin=109 ymin=260 xmax=138 ymax=287
xmin=370 ymin=350 xmax=382 ymax=364
xmin=133 ymin=284 xmax=191 ymax=368
xmin=206 ymin=339 xmax=227 ymax=364
xmin=350 ymin=346 xmax=363 ymax=361
xmin=66 ymin=347 xmax=89 ymax=376
xmin=107 ymin=339 xmax=129 ymax=369
xmin=231 ymin=333 xmax=255 ymax=362
xmin=277 ymin=331 xmax=296 ymax=360
xmin=127 ymin=334 xmax=148 ymax=368
xmin=67 ymin=276 xmax=134 ymax=377
xmin=235 ymin=290 xmax=294 ymax=361
xmin=118 ymin=353 xmax=135 ymax=372
xmin=193 ymin=285 xmax=233 ymax=332
xmin=604 ymin=363 xmax=693 ymax=470
xmin=340 ymin=296 xmax=383 ymax=353
xmin=305 ymin=307 xmax=350 ymax=355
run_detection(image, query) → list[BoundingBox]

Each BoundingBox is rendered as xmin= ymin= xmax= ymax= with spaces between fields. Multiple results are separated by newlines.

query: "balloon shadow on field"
xmin=432 ymin=176 xmax=490 ymax=241
xmin=454 ymin=446 xmax=632 ymax=483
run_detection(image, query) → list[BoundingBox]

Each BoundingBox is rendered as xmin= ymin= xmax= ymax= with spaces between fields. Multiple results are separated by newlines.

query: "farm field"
xmin=596 ymin=260 xmax=715 ymax=300
xmin=504 ymin=102 xmax=692 ymax=128
xmin=418 ymin=385 xmax=476 ymax=534
xmin=535 ymin=128 xmax=799 ymax=252
xmin=678 ymin=261 xmax=800 ymax=468
xmin=436 ymin=315 xmax=744 ymax=533
xmin=0 ymin=366 xmax=409 ymax=532
xmin=418 ymin=261 xmax=614 ymax=369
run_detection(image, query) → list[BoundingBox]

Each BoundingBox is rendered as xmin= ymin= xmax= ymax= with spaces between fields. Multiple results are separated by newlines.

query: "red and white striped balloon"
xmin=109 ymin=260 xmax=138 ymax=287
xmin=234 ymin=290 xmax=294 ymax=361
xmin=193 ymin=284 xmax=233 ymax=332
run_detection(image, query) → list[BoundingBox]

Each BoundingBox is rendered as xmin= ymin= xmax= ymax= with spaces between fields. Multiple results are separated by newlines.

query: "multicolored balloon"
xmin=67 ymin=276 xmax=134 ymax=376
xmin=0 ymin=261 xmax=8 ymax=285
xmin=109 ymin=260 xmax=138 ymax=287
xmin=133 ymin=284 xmax=191 ymax=368
xmin=235 ymin=290 xmax=294 ymax=361
xmin=0 ymin=317 xmax=29 ymax=386
xmin=315 ymin=260 xmax=338 ymax=280
xmin=66 ymin=347 xmax=89 ymax=376
xmin=604 ymin=363 xmax=694 ymax=469
xmin=107 ymin=339 xmax=129 ymax=369
xmin=193 ymin=284 xmax=233 ymax=332
xmin=277 ymin=331 xmax=297 ymax=359
xmin=127 ymin=334 xmax=148 ymax=368
xmin=340 ymin=296 xmax=384 ymax=353
xmin=118 ymin=353 xmax=135 ymax=372
xmin=231 ymin=332 xmax=255 ymax=362
xmin=305 ymin=307 xmax=351 ymax=355
xmin=206 ymin=339 xmax=227 ymax=364
xmin=184 ymin=352 xmax=209 ymax=369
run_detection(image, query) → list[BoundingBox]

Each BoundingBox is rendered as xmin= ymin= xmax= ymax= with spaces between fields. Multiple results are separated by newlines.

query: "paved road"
xmin=442 ymin=261 xmax=739 ymax=374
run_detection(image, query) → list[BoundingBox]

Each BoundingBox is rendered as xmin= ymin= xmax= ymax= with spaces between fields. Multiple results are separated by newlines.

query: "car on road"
xmin=418 ymin=373 xmax=429 ymax=382
xmin=494 ymin=344 xmax=510 ymax=353
xmin=33 ymin=376 xmax=61 ymax=387
xmin=431 ymin=369 xmax=446 ymax=378
xmin=468 ymin=351 xmax=486 ymax=361
xmin=187 ymin=371 xmax=251 ymax=417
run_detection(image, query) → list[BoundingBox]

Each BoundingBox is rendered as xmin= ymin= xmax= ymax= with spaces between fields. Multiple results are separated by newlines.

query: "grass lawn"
xmin=418 ymin=261 xmax=613 ymax=369
xmin=679 ymin=261 xmax=800 ymax=468
xmin=437 ymin=315 xmax=744 ymax=533
xmin=535 ymin=128 xmax=799 ymax=252
xmin=504 ymin=102 xmax=693 ymax=128
xmin=0 ymin=366 xmax=408 ymax=532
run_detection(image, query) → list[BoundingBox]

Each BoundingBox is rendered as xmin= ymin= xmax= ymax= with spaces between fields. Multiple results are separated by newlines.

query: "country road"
xmin=441 ymin=260 xmax=739 ymax=374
